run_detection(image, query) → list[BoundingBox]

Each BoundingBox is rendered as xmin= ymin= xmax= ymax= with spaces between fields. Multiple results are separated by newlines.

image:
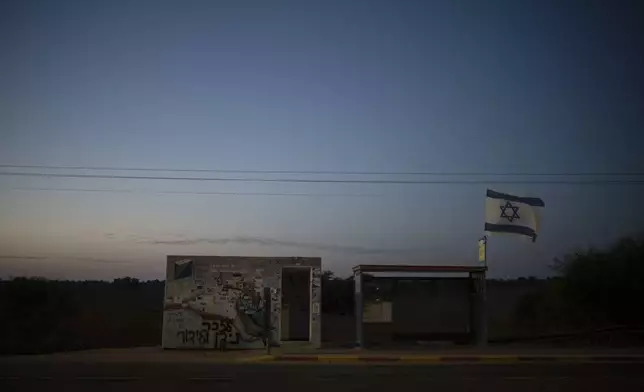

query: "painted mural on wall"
xmin=162 ymin=256 xmax=321 ymax=349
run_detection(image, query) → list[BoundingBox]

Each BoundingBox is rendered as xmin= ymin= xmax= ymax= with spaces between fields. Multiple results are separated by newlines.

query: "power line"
xmin=0 ymin=164 xmax=642 ymax=177
xmin=1 ymin=171 xmax=644 ymax=184
xmin=1 ymin=187 xmax=383 ymax=197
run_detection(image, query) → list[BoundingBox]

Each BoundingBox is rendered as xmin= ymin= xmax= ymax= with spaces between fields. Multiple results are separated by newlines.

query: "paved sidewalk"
xmin=242 ymin=345 xmax=644 ymax=364
xmin=1 ymin=346 xmax=268 ymax=364
xmin=4 ymin=346 xmax=644 ymax=365
xmin=257 ymin=353 xmax=644 ymax=364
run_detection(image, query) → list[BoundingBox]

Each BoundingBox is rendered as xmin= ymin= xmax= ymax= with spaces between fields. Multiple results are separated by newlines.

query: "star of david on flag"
xmin=485 ymin=189 xmax=545 ymax=241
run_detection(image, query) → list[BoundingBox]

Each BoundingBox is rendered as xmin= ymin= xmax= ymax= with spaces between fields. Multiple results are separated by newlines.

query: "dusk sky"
xmin=1 ymin=0 xmax=643 ymax=280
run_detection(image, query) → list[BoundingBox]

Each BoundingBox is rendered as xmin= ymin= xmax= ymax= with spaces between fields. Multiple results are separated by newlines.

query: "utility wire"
xmin=1 ymin=171 xmax=644 ymax=184
xmin=1 ymin=187 xmax=383 ymax=197
xmin=0 ymin=164 xmax=642 ymax=177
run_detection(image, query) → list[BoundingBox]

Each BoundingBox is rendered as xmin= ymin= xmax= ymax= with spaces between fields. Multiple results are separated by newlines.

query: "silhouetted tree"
xmin=321 ymin=270 xmax=354 ymax=315
xmin=553 ymin=236 xmax=644 ymax=327
xmin=0 ymin=277 xmax=164 ymax=354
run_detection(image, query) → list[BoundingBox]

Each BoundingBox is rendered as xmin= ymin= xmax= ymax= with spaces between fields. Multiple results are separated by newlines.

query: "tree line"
xmin=1 ymin=235 xmax=642 ymax=354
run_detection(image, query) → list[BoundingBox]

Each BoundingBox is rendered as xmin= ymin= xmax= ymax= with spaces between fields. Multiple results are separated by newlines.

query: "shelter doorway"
xmin=281 ymin=267 xmax=311 ymax=341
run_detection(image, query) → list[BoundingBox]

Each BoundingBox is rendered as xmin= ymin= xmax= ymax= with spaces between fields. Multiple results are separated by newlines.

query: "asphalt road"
xmin=2 ymin=362 xmax=644 ymax=391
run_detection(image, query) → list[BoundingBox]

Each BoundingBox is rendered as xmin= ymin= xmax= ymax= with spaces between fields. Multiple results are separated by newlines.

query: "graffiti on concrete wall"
xmin=310 ymin=267 xmax=322 ymax=346
xmin=162 ymin=256 xmax=321 ymax=349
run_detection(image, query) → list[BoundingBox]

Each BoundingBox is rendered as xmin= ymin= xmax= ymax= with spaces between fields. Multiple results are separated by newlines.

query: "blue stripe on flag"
xmin=486 ymin=189 xmax=545 ymax=207
xmin=485 ymin=223 xmax=536 ymax=238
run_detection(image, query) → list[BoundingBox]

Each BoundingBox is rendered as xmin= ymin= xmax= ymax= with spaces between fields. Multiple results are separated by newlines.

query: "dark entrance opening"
xmin=281 ymin=268 xmax=311 ymax=341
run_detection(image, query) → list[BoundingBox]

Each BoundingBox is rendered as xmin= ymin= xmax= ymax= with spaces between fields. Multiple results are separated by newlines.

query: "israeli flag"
xmin=485 ymin=189 xmax=545 ymax=241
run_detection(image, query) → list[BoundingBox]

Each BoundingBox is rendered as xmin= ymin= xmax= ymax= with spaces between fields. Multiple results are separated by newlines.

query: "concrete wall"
xmin=321 ymin=279 xmax=547 ymax=346
xmin=392 ymin=279 xmax=470 ymax=335
xmin=162 ymin=256 xmax=321 ymax=349
xmin=359 ymin=278 xmax=472 ymax=345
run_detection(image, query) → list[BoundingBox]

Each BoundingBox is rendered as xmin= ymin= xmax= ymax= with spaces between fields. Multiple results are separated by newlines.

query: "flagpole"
xmin=478 ymin=235 xmax=487 ymax=268
xmin=484 ymin=235 xmax=487 ymax=269
xmin=476 ymin=234 xmax=488 ymax=346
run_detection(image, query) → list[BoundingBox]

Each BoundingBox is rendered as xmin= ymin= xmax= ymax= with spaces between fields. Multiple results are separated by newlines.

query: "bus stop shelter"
xmin=353 ymin=264 xmax=488 ymax=348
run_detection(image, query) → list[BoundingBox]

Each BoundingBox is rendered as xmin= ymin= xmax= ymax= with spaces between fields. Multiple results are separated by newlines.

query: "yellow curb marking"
xmin=188 ymin=377 xmax=233 ymax=381
xmin=400 ymin=355 xmax=441 ymax=362
xmin=237 ymin=355 xmax=274 ymax=363
xmin=480 ymin=355 xmax=520 ymax=362
xmin=318 ymin=355 xmax=360 ymax=362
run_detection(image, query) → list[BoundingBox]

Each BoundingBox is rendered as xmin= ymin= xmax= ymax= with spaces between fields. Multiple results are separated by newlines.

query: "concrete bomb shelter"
xmin=162 ymin=256 xmax=322 ymax=350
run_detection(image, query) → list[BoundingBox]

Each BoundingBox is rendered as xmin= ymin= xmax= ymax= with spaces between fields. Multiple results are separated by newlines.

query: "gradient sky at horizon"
xmin=1 ymin=0 xmax=643 ymax=280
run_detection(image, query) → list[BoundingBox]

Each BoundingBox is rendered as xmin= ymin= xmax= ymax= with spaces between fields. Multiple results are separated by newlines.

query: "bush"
xmin=0 ymin=277 xmax=163 ymax=354
xmin=554 ymin=236 xmax=644 ymax=327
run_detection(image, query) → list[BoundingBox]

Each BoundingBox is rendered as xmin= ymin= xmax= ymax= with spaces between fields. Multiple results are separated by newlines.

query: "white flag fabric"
xmin=485 ymin=189 xmax=545 ymax=241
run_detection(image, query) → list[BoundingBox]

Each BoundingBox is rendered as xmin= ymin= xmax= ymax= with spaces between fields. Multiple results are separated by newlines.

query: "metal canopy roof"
xmin=352 ymin=264 xmax=487 ymax=273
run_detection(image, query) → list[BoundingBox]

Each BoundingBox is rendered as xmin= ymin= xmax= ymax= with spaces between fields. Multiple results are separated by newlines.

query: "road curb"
xmin=241 ymin=354 xmax=644 ymax=364
xmin=236 ymin=355 xmax=275 ymax=363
